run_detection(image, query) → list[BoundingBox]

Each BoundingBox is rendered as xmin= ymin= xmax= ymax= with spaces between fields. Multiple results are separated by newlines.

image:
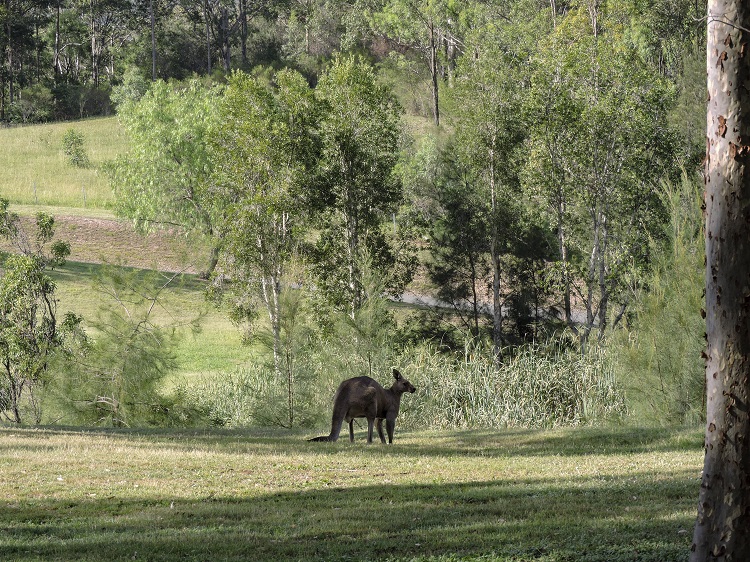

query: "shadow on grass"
xmin=1 ymin=470 xmax=696 ymax=562
xmin=427 ymin=426 xmax=704 ymax=458
xmin=0 ymin=424 xmax=703 ymax=460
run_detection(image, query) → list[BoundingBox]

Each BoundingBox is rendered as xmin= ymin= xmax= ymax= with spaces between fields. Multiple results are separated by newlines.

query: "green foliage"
xmin=0 ymin=202 xmax=76 ymax=424
xmin=323 ymin=252 xmax=398 ymax=379
xmin=61 ymin=128 xmax=90 ymax=168
xmin=398 ymin=340 xmax=625 ymax=429
xmin=372 ymin=0 xmax=469 ymax=124
xmin=0 ymin=0 xmax=710 ymax=433
xmin=422 ymin=147 xmax=492 ymax=340
xmin=524 ymin=5 xmax=679 ymax=340
xmin=108 ymin=79 xmax=221 ymax=248
xmin=183 ymin=359 xmax=323 ymax=429
xmin=419 ymin=17 xmax=555 ymax=347
xmin=670 ymin=47 xmax=707 ymax=167
xmin=313 ymin=55 xmax=410 ymax=315
xmin=210 ymin=68 xmax=321 ymax=426
xmin=8 ymin=84 xmax=54 ymax=124
xmin=609 ymin=173 xmax=705 ymax=425
xmin=199 ymin=255 xmax=398 ymax=429
xmin=110 ymin=66 xmax=150 ymax=108
xmin=54 ymin=265 xmax=191 ymax=427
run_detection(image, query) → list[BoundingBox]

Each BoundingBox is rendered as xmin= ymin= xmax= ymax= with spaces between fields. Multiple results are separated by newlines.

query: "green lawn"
xmin=0 ymin=117 xmax=125 ymax=209
xmin=50 ymin=261 xmax=248 ymax=382
xmin=0 ymin=425 xmax=702 ymax=562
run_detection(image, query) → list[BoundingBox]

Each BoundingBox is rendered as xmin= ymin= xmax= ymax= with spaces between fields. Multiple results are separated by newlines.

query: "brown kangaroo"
xmin=309 ymin=369 xmax=416 ymax=444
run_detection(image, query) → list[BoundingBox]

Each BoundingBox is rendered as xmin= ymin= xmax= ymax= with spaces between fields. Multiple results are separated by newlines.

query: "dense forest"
xmin=1 ymin=0 xmax=709 ymax=428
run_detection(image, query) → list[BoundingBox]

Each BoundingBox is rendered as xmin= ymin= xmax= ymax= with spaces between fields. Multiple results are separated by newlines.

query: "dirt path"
xmin=1 ymin=213 xmax=209 ymax=275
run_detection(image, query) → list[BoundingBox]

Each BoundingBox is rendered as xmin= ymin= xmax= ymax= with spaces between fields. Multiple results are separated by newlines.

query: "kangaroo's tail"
xmin=308 ymin=435 xmax=332 ymax=442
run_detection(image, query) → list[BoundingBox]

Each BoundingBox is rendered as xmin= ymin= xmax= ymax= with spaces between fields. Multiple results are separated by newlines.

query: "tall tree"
xmin=690 ymin=1 xmax=750 ymax=559
xmin=73 ymin=0 xmax=134 ymax=85
xmin=108 ymin=78 xmax=223 ymax=277
xmin=526 ymin=4 xmax=677 ymax=343
xmin=372 ymin=0 xmax=465 ymax=127
xmin=451 ymin=19 xmax=533 ymax=355
xmin=313 ymin=55 xmax=407 ymax=317
xmin=426 ymin=149 xmax=491 ymax=341
xmin=210 ymin=68 xmax=319 ymax=426
xmin=179 ymin=0 xmax=266 ymax=74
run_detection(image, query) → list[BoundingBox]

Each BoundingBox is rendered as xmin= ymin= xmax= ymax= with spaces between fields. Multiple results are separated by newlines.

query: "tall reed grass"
xmin=398 ymin=341 xmax=625 ymax=429
xmin=188 ymin=338 xmax=625 ymax=430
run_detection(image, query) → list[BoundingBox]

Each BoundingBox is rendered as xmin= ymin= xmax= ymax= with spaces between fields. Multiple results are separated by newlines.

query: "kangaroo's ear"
xmin=393 ymin=369 xmax=402 ymax=380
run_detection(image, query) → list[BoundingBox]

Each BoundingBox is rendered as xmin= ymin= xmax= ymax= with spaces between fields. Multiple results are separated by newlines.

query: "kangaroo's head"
xmin=392 ymin=369 xmax=416 ymax=395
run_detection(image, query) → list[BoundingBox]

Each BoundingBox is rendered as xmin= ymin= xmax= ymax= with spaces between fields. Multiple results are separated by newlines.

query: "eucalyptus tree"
xmin=313 ymin=55 xmax=407 ymax=318
xmin=525 ymin=5 xmax=677 ymax=342
xmin=67 ymin=0 xmax=136 ymax=85
xmin=108 ymin=78 xmax=223 ymax=277
xmin=178 ymin=0 xmax=270 ymax=73
xmin=372 ymin=0 xmax=466 ymax=126
xmin=448 ymin=18 xmax=540 ymax=355
xmin=210 ymin=69 xmax=319 ymax=427
xmin=690 ymin=1 xmax=750 ymax=558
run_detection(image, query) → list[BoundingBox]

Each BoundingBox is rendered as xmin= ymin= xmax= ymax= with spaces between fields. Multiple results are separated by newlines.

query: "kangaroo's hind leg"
xmin=365 ymin=417 xmax=376 ymax=444
xmin=376 ymin=419 xmax=386 ymax=443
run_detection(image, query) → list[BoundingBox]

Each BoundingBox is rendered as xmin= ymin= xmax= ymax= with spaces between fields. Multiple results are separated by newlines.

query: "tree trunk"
xmin=6 ymin=0 xmax=14 ymax=106
xmin=597 ymin=213 xmax=609 ymax=340
xmin=54 ymin=2 xmax=61 ymax=75
xmin=150 ymin=0 xmax=156 ymax=80
xmin=489 ymin=141 xmax=503 ymax=360
xmin=690 ymin=2 xmax=750 ymax=560
xmin=428 ymin=18 xmax=440 ymax=127
xmin=90 ymin=0 xmax=98 ymax=86
xmin=239 ymin=0 xmax=247 ymax=66
xmin=221 ymin=7 xmax=230 ymax=72
xmin=468 ymin=252 xmax=480 ymax=339
xmin=556 ymin=191 xmax=576 ymax=331
xmin=204 ymin=0 xmax=211 ymax=74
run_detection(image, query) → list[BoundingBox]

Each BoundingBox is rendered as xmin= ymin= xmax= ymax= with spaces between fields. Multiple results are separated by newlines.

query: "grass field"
xmin=0 ymin=117 xmax=124 ymax=209
xmin=47 ymin=261 xmax=248 ymax=383
xmin=0 ymin=425 xmax=702 ymax=562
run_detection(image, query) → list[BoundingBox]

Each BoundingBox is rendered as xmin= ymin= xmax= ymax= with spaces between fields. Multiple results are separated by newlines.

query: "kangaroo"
xmin=309 ymin=369 xmax=416 ymax=444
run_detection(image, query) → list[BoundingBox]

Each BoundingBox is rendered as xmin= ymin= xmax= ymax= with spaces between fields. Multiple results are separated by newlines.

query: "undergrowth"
xmin=186 ymin=338 xmax=625 ymax=431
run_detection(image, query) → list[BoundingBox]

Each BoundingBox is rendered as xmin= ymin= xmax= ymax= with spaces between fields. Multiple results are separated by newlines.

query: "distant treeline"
xmin=2 ymin=0 xmax=704 ymax=128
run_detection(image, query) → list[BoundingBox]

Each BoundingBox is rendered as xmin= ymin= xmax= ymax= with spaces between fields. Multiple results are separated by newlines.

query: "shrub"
xmin=608 ymin=174 xmax=705 ymax=425
xmin=8 ymin=84 xmax=54 ymax=124
xmin=111 ymin=66 xmax=150 ymax=108
xmin=186 ymin=362 xmax=326 ymax=429
xmin=62 ymin=128 xmax=90 ymax=168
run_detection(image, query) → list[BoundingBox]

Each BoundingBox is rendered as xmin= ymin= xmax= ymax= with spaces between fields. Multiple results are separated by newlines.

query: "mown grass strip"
xmin=0 ymin=426 xmax=702 ymax=561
